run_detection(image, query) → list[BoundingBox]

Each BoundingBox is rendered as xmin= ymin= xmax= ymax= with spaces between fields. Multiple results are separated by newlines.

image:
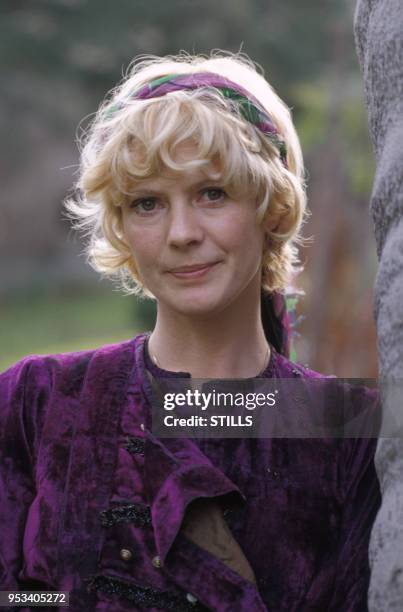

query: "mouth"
xmin=168 ymin=262 xmax=220 ymax=279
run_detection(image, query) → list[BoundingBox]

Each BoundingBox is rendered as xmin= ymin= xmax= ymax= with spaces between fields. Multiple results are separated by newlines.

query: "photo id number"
xmin=0 ymin=591 xmax=69 ymax=607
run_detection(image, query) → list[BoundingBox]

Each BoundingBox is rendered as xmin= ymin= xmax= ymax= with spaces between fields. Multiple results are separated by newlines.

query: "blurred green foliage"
xmin=0 ymin=289 xmax=149 ymax=372
xmin=294 ymin=78 xmax=375 ymax=197
xmin=1 ymin=0 xmax=355 ymax=98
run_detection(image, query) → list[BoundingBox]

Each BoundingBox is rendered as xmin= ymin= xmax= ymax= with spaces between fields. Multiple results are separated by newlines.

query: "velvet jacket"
xmin=0 ymin=334 xmax=381 ymax=611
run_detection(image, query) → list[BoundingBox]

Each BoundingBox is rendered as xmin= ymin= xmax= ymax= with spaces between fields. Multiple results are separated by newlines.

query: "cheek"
xmin=218 ymin=214 xmax=264 ymax=254
xmin=123 ymin=224 xmax=162 ymax=268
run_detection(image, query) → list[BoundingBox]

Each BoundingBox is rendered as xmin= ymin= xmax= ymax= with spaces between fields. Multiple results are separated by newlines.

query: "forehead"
xmin=130 ymin=140 xmax=222 ymax=191
xmin=130 ymin=167 xmax=221 ymax=194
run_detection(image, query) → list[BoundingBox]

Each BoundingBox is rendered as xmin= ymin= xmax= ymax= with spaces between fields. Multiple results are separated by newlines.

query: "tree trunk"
xmin=354 ymin=0 xmax=403 ymax=609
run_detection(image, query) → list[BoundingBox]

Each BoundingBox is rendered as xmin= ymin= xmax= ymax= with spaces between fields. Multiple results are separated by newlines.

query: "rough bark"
xmin=354 ymin=0 xmax=403 ymax=609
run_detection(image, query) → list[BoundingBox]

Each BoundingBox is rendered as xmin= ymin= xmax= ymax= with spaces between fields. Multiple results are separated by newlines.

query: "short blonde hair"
xmin=66 ymin=51 xmax=307 ymax=296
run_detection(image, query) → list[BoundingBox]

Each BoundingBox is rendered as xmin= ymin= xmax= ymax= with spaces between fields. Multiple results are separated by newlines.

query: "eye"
xmin=130 ymin=197 xmax=159 ymax=214
xmin=201 ymin=187 xmax=227 ymax=202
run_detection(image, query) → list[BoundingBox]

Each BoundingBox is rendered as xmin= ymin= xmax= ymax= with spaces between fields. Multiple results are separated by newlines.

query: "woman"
xmin=0 ymin=52 xmax=380 ymax=611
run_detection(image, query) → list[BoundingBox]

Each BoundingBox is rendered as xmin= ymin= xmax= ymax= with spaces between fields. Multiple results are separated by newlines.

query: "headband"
xmin=106 ymin=72 xmax=288 ymax=168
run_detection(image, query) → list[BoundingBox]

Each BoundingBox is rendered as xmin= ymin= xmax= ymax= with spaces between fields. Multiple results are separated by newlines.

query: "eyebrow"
xmin=129 ymin=177 xmax=224 ymax=195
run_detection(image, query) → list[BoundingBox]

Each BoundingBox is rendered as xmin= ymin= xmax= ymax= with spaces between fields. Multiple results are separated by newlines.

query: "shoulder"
xmin=0 ymin=336 xmax=143 ymax=428
xmin=0 ymin=343 xmax=126 ymax=399
xmin=272 ymin=348 xmax=380 ymax=438
xmin=0 ymin=336 xmax=144 ymax=465
xmin=0 ymin=337 xmax=139 ymax=391
xmin=273 ymin=350 xmax=378 ymax=403
xmin=272 ymin=348 xmax=333 ymax=379
xmin=0 ymin=349 xmax=94 ymax=397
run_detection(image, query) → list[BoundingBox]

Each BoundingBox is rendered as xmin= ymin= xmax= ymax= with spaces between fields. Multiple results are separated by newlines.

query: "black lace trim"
xmin=99 ymin=503 xmax=152 ymax=528
xmin=85 ymin=575 xmax=206 ymax=611
xmin=124 ymin=436 xmax=145 ymax=455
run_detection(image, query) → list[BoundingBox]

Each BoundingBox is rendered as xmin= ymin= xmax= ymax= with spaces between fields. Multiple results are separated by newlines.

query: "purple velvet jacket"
xmin=0 ymin=334 xmax=380 ymax=611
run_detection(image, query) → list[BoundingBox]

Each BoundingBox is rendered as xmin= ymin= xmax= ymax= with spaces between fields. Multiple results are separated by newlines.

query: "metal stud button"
xmin=140 ymin=423 xmax=145 ymax=431
xmin=120 ymin=548 xmax=132 ymax=561
xmin=186 ymin=593 xmax=198 ymax=604
xmin=151 ymin=555 xmax=161 ymax=568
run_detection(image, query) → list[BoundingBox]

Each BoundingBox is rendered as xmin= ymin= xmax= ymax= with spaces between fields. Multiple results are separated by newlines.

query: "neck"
xmin=148 ymin=286 xmax=270 ymax=378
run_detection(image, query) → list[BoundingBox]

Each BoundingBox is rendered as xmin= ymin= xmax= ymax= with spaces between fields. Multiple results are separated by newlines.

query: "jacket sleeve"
xmin=328 ymin=387 xmax=381 ymax=611
xmin=0 ymin=357 xmax=45 ymax=590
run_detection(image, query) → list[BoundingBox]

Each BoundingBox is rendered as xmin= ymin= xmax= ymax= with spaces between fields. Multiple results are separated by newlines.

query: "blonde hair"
xmin=66 ymin=51 xmax=307 ymax=296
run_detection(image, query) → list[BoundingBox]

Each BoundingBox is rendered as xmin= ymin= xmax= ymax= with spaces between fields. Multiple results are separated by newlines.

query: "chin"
xmin=173 ymin=301 xmax=222 ymax=318
xmin=166 ymin=290 xmax=236 ymax=319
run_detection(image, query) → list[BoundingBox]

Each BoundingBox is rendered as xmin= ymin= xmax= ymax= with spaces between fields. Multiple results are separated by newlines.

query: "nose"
xmin=167 ymin=200 xmax=204 ymax=248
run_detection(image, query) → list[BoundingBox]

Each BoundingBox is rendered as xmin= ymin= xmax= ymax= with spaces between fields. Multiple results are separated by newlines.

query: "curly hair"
xmin=65 ymin=51 xmax=307 ymax=296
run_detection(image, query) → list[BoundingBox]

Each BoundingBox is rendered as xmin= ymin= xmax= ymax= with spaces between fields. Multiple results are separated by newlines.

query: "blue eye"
xmin=202 ymin=188 xmax=226 ymax=202
xmin=131 ymin=198 xmax=157 ymax=213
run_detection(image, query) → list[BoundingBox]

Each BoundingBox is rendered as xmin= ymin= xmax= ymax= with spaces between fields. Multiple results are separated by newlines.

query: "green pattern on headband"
xmin=103 ymin=72 xmax=288 ymax=167
xmin=216 ymin=87 xmax=261 ymax=123
xmin=147 ymin=74 xmax=178 ymax=89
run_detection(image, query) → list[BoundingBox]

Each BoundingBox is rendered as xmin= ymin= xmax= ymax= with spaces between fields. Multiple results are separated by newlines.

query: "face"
xmin=120 ymin=147 xmax=266 ymax=320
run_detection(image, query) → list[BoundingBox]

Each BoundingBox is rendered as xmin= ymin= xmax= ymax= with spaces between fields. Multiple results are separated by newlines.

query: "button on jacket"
xmin=0 ymin=334 xmax=381 ymax=611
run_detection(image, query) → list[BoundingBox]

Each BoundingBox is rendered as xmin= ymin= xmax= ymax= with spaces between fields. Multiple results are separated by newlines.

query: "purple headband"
xmin=107 ymin=72 xmax=288 ymax=168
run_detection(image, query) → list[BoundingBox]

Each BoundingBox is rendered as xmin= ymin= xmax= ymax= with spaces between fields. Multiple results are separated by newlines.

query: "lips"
xmin=168 ymin=262 xmax=219 ymax=279
xmin=169 ymin=263 xmax=216 ymax=273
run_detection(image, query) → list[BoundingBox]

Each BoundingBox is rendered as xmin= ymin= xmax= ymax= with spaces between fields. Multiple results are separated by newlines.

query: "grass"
xmin=0 ymin=287 xmax=154 ymax=372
